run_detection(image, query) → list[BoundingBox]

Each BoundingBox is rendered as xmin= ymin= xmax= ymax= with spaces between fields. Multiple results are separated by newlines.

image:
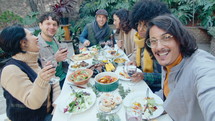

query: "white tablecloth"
xmin=52 ymin=48 xmax=172 ymax=121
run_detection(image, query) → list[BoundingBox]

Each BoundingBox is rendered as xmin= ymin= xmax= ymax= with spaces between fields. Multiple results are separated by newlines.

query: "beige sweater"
xmin=1 ymin=52 xmax=61 ymax=113
xmin=118 ymin=29 xmax=136 ymax=56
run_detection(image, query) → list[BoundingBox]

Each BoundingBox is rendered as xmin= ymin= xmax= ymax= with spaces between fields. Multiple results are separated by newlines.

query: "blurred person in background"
xmin=79 ymin=9 xmax=114 ymax=47
xmin=113 ymin=8 xmax=136 ymax=57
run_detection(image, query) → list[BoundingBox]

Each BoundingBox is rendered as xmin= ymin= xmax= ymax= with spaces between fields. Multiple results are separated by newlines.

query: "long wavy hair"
xmin=145 ymin=14 xmax=198 ymax=58
xmin=130 ymin=0 xmax=170 ymax=31
xmin=113 ymin=9 xmax=132 ymax=34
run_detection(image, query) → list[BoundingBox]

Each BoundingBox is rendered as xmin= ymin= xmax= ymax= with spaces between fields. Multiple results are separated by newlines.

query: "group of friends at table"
xmin=1 ymin=0 xmax=215 ymax=121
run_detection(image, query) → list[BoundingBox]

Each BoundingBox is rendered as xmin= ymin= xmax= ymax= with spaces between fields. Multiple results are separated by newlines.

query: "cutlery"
xmin=68 ymin=83 xmax=86 ymax=89
xmin=69 ymin=85 xmax=76 ymax=93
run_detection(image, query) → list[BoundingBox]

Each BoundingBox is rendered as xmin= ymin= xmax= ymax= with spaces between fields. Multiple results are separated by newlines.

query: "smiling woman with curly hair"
xmin=128 ymin=0 xmax=171 ymax=92
xmin=113 ymin=9 xmax=136 ymax=56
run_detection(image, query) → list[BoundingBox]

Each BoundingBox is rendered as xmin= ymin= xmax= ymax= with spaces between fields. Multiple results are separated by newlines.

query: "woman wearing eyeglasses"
xmin=129 ymin=0 xmax=171 ymax=92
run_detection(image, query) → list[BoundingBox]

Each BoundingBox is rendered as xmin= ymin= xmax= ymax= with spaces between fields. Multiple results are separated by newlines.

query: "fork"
xmin=69 ymin=85 xmax=76 ymax=93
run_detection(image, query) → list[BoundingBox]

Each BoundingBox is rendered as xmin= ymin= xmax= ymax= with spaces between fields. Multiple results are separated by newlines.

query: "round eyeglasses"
xmin=146 ymin=34 xmax=173 ymax=48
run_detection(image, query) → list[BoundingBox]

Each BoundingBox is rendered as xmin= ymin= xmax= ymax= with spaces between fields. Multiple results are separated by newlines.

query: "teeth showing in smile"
xmin=159 ymin=52 xmax=168 ymax=56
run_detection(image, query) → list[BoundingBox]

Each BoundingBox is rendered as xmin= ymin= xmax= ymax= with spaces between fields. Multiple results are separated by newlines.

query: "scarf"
xmin=134 ymin=32 xmax=153 ymax=72
xmin=92 ymin=20 xmax=110 ymax=41
xmin=164 ymin=54 xmax=183 ymax=98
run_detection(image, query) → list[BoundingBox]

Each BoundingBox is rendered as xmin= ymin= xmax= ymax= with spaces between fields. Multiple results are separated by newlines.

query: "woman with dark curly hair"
xmin=113 ymin=9 xmax=136 ymax=56
xmin=128 ymin=0 xmax=171 ymax=92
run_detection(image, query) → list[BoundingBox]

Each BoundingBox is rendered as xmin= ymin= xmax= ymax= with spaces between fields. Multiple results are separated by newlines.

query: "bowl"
xmin=114 ymin=58 xmax=126 ymax=66
xmin=67 ymin=69 xmax=93 ymax=85
xmin=94 ymin=72 xmax=119 ymax=92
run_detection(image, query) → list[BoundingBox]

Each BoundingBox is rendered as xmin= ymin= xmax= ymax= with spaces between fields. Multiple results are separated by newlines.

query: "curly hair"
xmin=145 ymin=14 xmax=198 ymax=58
xmin=113 ymin=9 xmax=132 ymax=34
xmin=39 ymin=12 xmax=60 ymax=26
xmin=130 ymin=0 xmax=171 ymax=31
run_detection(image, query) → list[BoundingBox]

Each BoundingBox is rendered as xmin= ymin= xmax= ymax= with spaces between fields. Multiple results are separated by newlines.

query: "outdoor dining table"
xmin=52 ymin=46 xmax=173 ymax=121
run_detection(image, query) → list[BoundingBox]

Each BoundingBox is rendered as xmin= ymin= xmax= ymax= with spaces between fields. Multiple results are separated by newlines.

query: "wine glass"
xmin=125 ymin=62 xmax=137 ymax=86
xmin=126 ymin=65 xmax=137 ymax=77
xmin=106 ymin=40 xmax=113 ymax=48
xmin=59 ymin=43 xmax=69 ymax=62
xmin=99 ymin=41 xmax=106 ymax=49
xmin=40 ymin=55 xmax=60 ymax=84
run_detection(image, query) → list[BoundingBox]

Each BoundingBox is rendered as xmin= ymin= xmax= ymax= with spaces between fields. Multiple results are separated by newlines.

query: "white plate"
xmin=123 ymin=91 xmax=164 ymax=119
xmin=115 ymin=66 xmax=142 ymax=81
xmin=97 ymin=93 xmax=122 ymax=114
xmin=68 ymin=61 xmax=92 ymax=71
xmin=59 ymin=89 xmax=96 ymax=115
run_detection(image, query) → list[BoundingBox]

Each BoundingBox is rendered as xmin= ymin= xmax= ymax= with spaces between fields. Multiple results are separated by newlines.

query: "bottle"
xmin=110 ymin=34 xmax=115 ymax=48
xmin=72 ymin=33 xmax=80 ymax=54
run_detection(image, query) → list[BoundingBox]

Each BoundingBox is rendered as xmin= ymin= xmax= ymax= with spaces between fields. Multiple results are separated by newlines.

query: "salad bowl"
xmin=68 ymin=69 xmax=93 ymax=85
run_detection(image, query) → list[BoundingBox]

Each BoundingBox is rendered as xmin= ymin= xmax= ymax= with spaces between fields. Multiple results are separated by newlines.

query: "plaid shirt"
xmin=143 ymin=60 xmax=162 ymax=92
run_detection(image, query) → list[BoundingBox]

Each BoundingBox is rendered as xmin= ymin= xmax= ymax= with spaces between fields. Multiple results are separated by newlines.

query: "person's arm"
xmin=195 ymin=64 xmax=215 ymax=121
xmin=79 ymin=26 xmax=88 ymax=43
xmin=143 ymin=72 xmax=161 ymax=86
xmin=1 ymin=65 xmax=52 ymax=110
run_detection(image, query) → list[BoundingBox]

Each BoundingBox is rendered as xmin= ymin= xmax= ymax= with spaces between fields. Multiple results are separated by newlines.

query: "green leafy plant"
xmin=55 ymin=27 xmax=65 ymax=41
xmin=0 ymin=11 xmax=22 ymax=29
xmin=21 ymin=12 xmax=39 ymax=25
xmin=162 ymin=0 xmax=215 ymax=28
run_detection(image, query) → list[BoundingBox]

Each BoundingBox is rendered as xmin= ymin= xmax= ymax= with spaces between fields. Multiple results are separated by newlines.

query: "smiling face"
xmin=137 ymin=21 xmax=147 ymax=39
xmin=150 ymin=25 xmax=180 ymax=66
xmin=113 ymin=14 xmax=120 ymax=29
xmin=96 ymin=15 xmax=107 ymax=28
xmin=39 ymin=16 xmax=59 ymax=41
xmin=22 ymin=29 xmax=39 ymax=52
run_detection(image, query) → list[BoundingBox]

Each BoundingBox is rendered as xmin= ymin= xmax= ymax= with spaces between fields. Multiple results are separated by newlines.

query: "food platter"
xmin=115 ymin=66 xmax=142 ymax=81
xmin=59 ymin=89 xmax=96 ymax=115
xmin=71 ymin=53 xmax=92 ymax=61
xmin=97 ymin=93 xmax=122 ymax=114
xmin=124 ymin=92 xmax=164 ymax=119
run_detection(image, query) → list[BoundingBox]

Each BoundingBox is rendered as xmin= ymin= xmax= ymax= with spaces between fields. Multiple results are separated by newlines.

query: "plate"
xmin=69 ymin=61 xmax=91 ymax=71
xmin=115 ymin=66 xmax=142 ymax=81
xmin=59 ymin=89 xmax=96 ymax=115
xmin=71 ymin=53 xmax=92 ymax=61
xmin=123 ymin=91 xmax=164 ymax=119
xmin=97 ymin=93 xmax=122 ymax=114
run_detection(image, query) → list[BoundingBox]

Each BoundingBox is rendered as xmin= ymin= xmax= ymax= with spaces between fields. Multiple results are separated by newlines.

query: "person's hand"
xmin=117 ymin=40 xmax=123 ymax=49
xmin=55 ymin=48 xmax=68 ymax=62
xmin=84 ymin=40 xmax=90 ymax=47
xmin=39 ymin=62 xmax=56 ymax=82
xmin=126 ymin=61 xmax=137 ymax=66
xmin=130 ymin=72 xmax=144 ymax=82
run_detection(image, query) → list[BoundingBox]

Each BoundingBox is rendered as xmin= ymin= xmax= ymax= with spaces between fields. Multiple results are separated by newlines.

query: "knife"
xmin=68 ymin=83 xmax=86 ymax=89
xmin=143 ymin=88 xmax=149 ymax=113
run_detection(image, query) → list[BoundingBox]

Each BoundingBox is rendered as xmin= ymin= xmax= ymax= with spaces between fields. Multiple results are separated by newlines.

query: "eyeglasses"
xmin=146 ymin=34 xmax=174 ymax=48
xmin=137 ymin=21 xmax=147 ymax=31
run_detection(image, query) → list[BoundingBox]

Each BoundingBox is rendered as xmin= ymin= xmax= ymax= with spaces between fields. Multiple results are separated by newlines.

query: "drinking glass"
xmin=59 ymin=43 xmax=68 ymax=52
xmin=106 ymin=40 xmax=113 ymax=48
xmin=40 ymin=55 xmax=60 ymax=84
xmin=124 ymin=62 xmax=138 ymax=86
xmin=126 ymin=65 xmax=137 ymax=77
xmin=125 ymin=106 xmax=142 ymax=121
xmin=99 ymin=41 xmax=106 ymax=49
